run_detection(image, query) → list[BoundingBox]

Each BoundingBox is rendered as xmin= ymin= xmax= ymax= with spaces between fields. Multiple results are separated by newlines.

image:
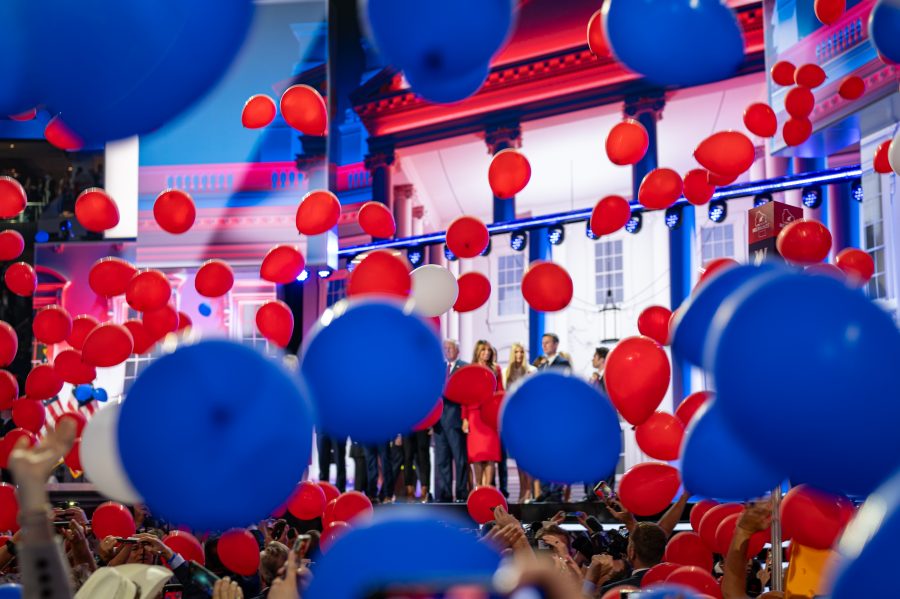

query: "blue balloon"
xmin=708 ymin=272 xmax=900 ymax=496
xmin=404 ymin=62 xmax=489 ymax=104
xmin=681 ymin=402 xmax=784 ymax=501
xmin=0 ymin=2 xmax=36 ymax=115
xmin=119 ymin=340 xmax=313 ymax=530
xmin=638 ymin=585 xmax=705 ymax=599
xmin=0 ymin=584 xmax=22 ymax=598
xmin=500 ymin=372 xmax=621 ymax=483
xmin=604 ymin=0 xmax=744 ymax=86
xmin=198 ymin=303 xmax=212 ymax=317
xmin=92 ymin=387 xmax=108 ymax=402
xmin=73 ymin=384 xmax=94 ymax=402
xmin=870 ymin=0 xmax=900 ymax=64
xmin=305 ymin=508 xmax=501 ymax=599
xmin=301 ymin=300 xmax=445 ymax=444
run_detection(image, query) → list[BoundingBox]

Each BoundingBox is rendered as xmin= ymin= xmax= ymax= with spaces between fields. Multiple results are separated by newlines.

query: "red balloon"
xmin=637 ymin=305 xmax=672 ymax=345
xmin=0 ymin=429 xmax=36 ymax=469
xmin=454 ymin=272 xmax=491 ymax=312
xmin=358 ymin=201 xmax=396 ymax=238
xmin=347 ymin=250 xmax=411 ymax=299
xmin=874 ymin=140 xmax=893 ymax=173
xmin=75 ymin=188 xmax=119 ymax=232
xmin=815 ymin=0 xmax=845 ymax=24
xmin=57 ymin=410 xmax=87 ymax=437
xmin=446 ymin=216 xmax=489 ymax=259
xmin=838 ymin=75 xmax=865 ymax=100
xmin=176 ymin=311 xmax=192 ymax=332
xmin=521 ymin=261 xmax=573 ymax=312
xmin=332 ymin=491 xmax=373 ymax=524
xmin=682 ymin=170 xmax=716 ymax=206
xmin=770 ymin=61 xmax=796 ymax=86
xmin=82 ymin=323 xmax=134 ymax=368
xmin=785 ymin=86 xmax=815 ymax=118
xmin=53 ymin=349 xmax=96 ymax=385
xmin=689 ymin=499 xmax=720 ymax=533
xmin=33 ymin=305 xmax=72 ymax=345
xmin=488 ymin=149 xmax=531 ymax=199
xmin=638 ymin=168 xmax=683 ymax=210
xmin=0 ymin=371 xmax=18 ymax=410
xmin=590 ymin=195 xmax=632 ymax=235
xmin=142 ymin=305 xmax=180 ymax=341
xmin=635 ymin=412 xmax=684 ymax=461
xmin=25 ymin=364 xmax=63 ymax=400
xmin=317 ymin=481 xmax=341 ymax=504
xmin=9 ymin=108 xmax=36 ymax=121
xmin=322 ymin=498 xmax=339 ymax=528
xmin=288 ymin=481 xmax=327 ymax=520
xmin=706 ymin=170 xmax=738 ymax=186
xmin=666 ymin=565 xmax=722 ymax=598
xmin=153 ymin=189 xmax=196 ymax=235
xmin=126 ymin=270 xmax=171 ymax=312
xmin=698 ymin=503 xmax=743 ymax=551
xmin=618 ymin=463 xmax=680 ymax=516
xmin=218 ymin=529 xmax=260 ymax=576
xmin=664 ymin=532 xmax=713 ymax=571
xmin=0 ymin=483 xmax=19 ymax=532
xmin=296 ymin=190 xmax=340 ymax=236
xmin=413 ymin=398 xmax=443 ymax=431
xmin=743 ymin=103 xmax=777 ymax=138
xmin=604 ymin=336 xmax=671 ymax=425
xmin=780 ymin=485 xmax=855 ymax=550
xmin=676 ymin=391 xmax=713 ymax=428
xmin=256 ymin=300 xmax=294 ymax=348
xmin=123 ymin=320 xmax=156 ymax=355
xmin=89 ymin=258 xmax=137 ymax=298
xmin=321 ymin=521 xmax=351 ymax=551
xmin=586 ymin=9 xmax=610 ymax=57
xmin=45 ymin=115 xmax=83 ymax=151
xmin=67 ymin=315 xmax=100 ymax=351
xmin=444 ymin=365 xmax=496 ymax=406
xmin=280 ymin=84 xmax=327 ymax=136
xmin=698 ymin=258 xmax=738 ymax=284
xmin=640 ymin=562 xmax=679 ymax=588
xmin=715 ymin=512 xmax=768 ymax=558
xmin=0 ymin=177 xmax=26 ymax=219
xmin=480 ymin=391 xmax=503 ymax=431
xmin=606 ymin=120 xmax=649 ymax=166
xmin=242 ymin=94 xmax=277 ymax=128
xmin=92 ymin=502 xmax=136 ymax=540
xmin=261 ymin=245 xmax=306 ymax=284
xmin=195 ymin=259 xmax=234 ymax=298
xmin=4 ymin=262 xmax=36 ymax=296
xmin=64 ymin=439 xmax=82 ymax=471
xmin=776 ymin=219 xmax=832 ymax=265
xmin=164 ymin=531 xmax=205 ymax=565
xmin=835 ymin=247 xmax=874 ymax=286
xmin=694 ymin=131 xmax=755 ymax=178
xmin=783 ymin=117 xmax=812 ymax=147
xmin=0 ymin=322 xmax=15 ymax=368
xmin=795 ymin=63 xmax=826 ymax=88
xmin=0 ymin=230 xmax=24 ymax=261
xmin=12 ymin=399 xmax=45 ymax=433
xmin=467 ymin=486 xmax=508 ymax=524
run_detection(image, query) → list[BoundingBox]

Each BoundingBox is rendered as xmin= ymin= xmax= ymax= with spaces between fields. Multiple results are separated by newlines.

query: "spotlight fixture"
xmin=407 ymin=246 xmax=425 ymax=268
xmin=585 ymin=220 xmax=598 ymax=240
xmin=548 ymin=224 xmax=565 ymax=246
xmin=443 ymin=244 xmax=457 ymax=262
xmin=708 ymin=200 xmax=728 ymax=223
xmin=624 ymin=212 xmax=643 ymax=234
xmin=510 ymin=230 xmax=528 ymax=251
xmin=850 ymin=178 xmax=863 ymax=203
xmin=317 ymin=266 xmax=333 ymax=279
xmin=664 ymin=206 xmax=682 ymax=230
xmin=296 ymin=269 xmax=310 ymax=282
xmin=753 ymin=193 xmax=773 ymax=207
xmin=59 ymin=219 xmax=74 ymax=240
xmin=345 ymin=255 xmax=357 ymax=272
xmin=801 ymin=185 xmax=823 ymax=209
xmin=35 ymin=230 xmax=49 ymax=243
xmin=480 ymin=238 xmax=492 ymax=257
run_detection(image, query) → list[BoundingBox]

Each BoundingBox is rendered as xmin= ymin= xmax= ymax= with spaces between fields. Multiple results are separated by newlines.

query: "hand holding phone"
xmin=187 ymin=561 xmax=220 ymax=596
xmin=292 ymin=534 xmax=312 ymax=559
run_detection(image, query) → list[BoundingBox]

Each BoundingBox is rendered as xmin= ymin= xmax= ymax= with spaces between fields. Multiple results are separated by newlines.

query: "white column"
xmin=104 ymin=136 xmax=139 ymax=239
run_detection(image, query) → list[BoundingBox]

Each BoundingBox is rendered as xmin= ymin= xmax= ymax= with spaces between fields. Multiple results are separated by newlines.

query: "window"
xmin=240 ymin=302 xmax=279 ymax=357
xmin=497 ymin=254 xmax=525 ymax=316
xmin=595 ymin=240 xmax=624 ymax=305
xmin=700 ymin=224 xmax=735 ymax=263
xmin=863 ymin=186 xmax=887 ymax=300
xmin=326 ymin=279 xmax=346 ymax=307
xmin=123 ymin=348 xmax=161 ymax=393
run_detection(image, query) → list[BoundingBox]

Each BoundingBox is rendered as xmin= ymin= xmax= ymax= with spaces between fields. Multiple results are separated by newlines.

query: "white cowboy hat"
xmin=75 ymin=564 xmax=172 ymax=599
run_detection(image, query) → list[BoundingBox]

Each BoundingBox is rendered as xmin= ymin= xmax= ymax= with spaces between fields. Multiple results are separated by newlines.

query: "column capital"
xmin=623 ymin=92 xmax=667 ymax=122
xmin=484 ymin=121 xmax=523 ymax=154
xmin=394 ymin=183 xmax=415 ymax=202
xmin=364 ymin=149 xmax=396 ymax=172
xmin=412 ymin=204 xmax=425 ymax=219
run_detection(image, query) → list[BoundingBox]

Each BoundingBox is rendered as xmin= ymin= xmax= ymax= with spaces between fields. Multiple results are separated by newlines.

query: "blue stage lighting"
xmin=444 ymin=244 xmax=457 ymax=261
xmin=585 ymin=220 xmax=598 ymax=240
xmin=664 ymin=207 xmax=682 ymax=230
xmin=801 ymin=185 xmax=823 ymax=209
xmin=851 ymin=178 xmax=863 ymax=202
xmin=624 ymin=212 xmax=642 ymax=234
xmin=317 ymin=267 xmax=333 ymax=279
xmin=480 ymin=239 xmax=492 ymax=257
xmin=407 ymin=246 xmax=425 ymax=267
xmin=297 ymin=269 xmax=310 ymax=282
xmin=510 ymin=230 xmax=528 ymax=251
xmin=35 ymin=230 xmax=49 ymax=243
xmin=548 ymin=224 xmax=565 ymax=245
xmin=708 ymin=200 xmax=728 ymax=223
xmin=753 ymin=193 xmax=773 ymax=207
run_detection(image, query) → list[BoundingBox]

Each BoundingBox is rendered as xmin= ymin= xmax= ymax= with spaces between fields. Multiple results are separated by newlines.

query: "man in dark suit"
xmin=433 ymin=339 xmax=468 ymax=503
xmin=316 ymin=434 xmax=347 ymax=492
xmin=536 ymin=332 xmax=571 ymax=502
xmin=597 ymin=523 xmax=667 ymax=594
xmin=584 ymin=346 xmax=610 ymax=501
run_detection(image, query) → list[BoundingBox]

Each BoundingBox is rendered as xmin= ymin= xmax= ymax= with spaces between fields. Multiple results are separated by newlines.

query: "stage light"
xmin=444 ymin=244 xmax=457 ymax=261
xmin=317 ymin=266 xmax=333 ymax=279
xmin=59 ymin=219 xmax=74 ymax=240
xmin=851 ymin=178 xmax=863 ymax=202
xmin=708 ymin=200 xmax=728 ymax=223
xmin=345 ymin=255 xmax=357 ymax=272
xmin=585 ymin=220 xmax=598 ymax=240
xmin=35 ymin=230 xmax=49 ymax=243
xmin=480 ymin=238 xmax=492 ymax=257
xmin=664 ymin=206 xmax=682 ymax=230
xmin=548 ymin=224 xmax=565 ymax=246
xmin=801 ymin=185 xmax=823 ymax=209
xmin=753 ymin=193 xmax=773 ymax=207
xmin=407 ymin=246 xmax=425 ymax=267
xmin=624 ymin=212 xmax=642 ymax=234
xmin=297 ymin=269 xmax=310 ymax=282
xmin=510 ymin=230 xmax=528 ymax=251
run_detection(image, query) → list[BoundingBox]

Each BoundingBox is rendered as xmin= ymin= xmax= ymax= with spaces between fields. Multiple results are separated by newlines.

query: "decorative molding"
xmin=484 ymin=122 xmax=523 ymax=154
xmin=623 ymin=92 xmax=666 ymax=122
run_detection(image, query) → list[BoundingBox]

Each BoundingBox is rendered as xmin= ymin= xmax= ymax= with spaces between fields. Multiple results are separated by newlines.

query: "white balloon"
xmin=80 ymin=403 xmax=142 ymax=504
xmin=409 ymin=265 xmax=459 ymax=317
xmin=889 ymin=128 xmax=900 ymax=176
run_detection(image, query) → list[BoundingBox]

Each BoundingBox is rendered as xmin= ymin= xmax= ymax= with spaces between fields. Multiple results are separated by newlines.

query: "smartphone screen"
xmin=188 ymin=561 xmax=220 ymax=595
xmin=293 ymin=534 xmax=312 ymax=558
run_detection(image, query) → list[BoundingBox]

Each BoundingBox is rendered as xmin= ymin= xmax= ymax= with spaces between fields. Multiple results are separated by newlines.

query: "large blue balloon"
xmin=0 ymin=584 xmax=22 ymax=598
xmin=500 ymin=372 xmax=621 ymax=483
xmin=404 ymin=62 xmax=490 ymax=104
xmin=119 ymin=340 xmax=313 ymax=530
xmin=681 ymin=402 xmax=784 ymax=501
xmin=0 ymin=2 xmax=36 ymax=116
xmin=301 ymin=299 xmax=445 ymax=444
xmin=604 ymin=0 xmax=744 ymax=86
xmin=638 ymin=585 xmax=705 ymax=599
xmin=708 ymin=272 xmax=900 ymax=496
xmin=870 ymin=0 xmax=900 ymax=65
xmin=305 ymin=508 xmax=502 ymax=599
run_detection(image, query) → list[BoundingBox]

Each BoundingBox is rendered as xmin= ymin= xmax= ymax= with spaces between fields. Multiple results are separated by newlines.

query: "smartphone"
xmin=52 ymin=521 xmax=70 ymax=528
xmin=162 ymin=583 xmax=183 ymax=599
xmin=188 ymin=561 xmax=220 ymax=596
xmin=293 ymin=534 xmax=312 ymax=558
xmin=593 ymin=481 xmax=617 ymax=500
xmin=114 ymin=537 xmax=141 ymax=544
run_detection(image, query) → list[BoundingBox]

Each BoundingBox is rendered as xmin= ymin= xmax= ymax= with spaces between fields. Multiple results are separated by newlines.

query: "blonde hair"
xmin=505 ymin=342 xmax=530 ymax=386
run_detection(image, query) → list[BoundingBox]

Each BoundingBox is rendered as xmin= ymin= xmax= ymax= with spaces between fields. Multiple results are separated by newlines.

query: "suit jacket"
xmin=540 ymin=353 xmax=571 ymax=370
xmin=599 ymin=569 xmax=648 ymax=595
xmin=438 ymin=359 xmax=467 ymax=431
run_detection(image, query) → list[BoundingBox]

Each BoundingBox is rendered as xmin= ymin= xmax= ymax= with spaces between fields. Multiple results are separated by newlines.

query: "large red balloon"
xmin=0 ymin=371 xmax=18 ymax=410
xmin=153 ymin=189 xmax=196 ymax=235
xmin=4 ymin=262 xmax=36 ymax=297
xmin=347 ymin=250 xmax=411 ymax=299
xmin=780 ymin=485 xmax=855 ymax=550
xmin=521 ymin=261 xmax=573 ymax=312
xmin=53 ymin=349 xmax=96 ymax=385
xmin=795 ymin=63 xmax=826 ymax=88
xmin=261 ymin=245 xmax=306 ymax=284
xmin=698 ymin=503 xmax=743 ymax=551
xmin=874 ymin=140 xmax=893 ymax=173
xmin=242 ymin=94 xmax=277 ymax=129
xmin=835 ymin=247 xmax=874 ymax=286
xmin=446 ymin=216 xmax=490 ymax=258
xmin=0 ymin=322 xmax=15 ymax=368
xmin=281 ymin=84 xmax=327 ymax=136
xmin=195 ymin=260 xmax=234 ymax=298
xmin=606 ymin=120 xmax=649 ymax=166
xmin=45 ymin=116 xmax=83 ymax=151
xmin=25 ymin=364 xmax=63 ymax=400
xmin=123 ymin=320 xmax=156 ymax=355
xmin=176 ymin=311 xmax=192 ymax=333
xmin=92 ymin=502 xmax=136 ymax=540
xmin=682 ymin=170 xmax=716 ymax=206
xmin=675 ymin=391 xmax=713 ymax=428
xmin=164 ymin=531 xmax=205 ymax=565
xmin=0 ymin=178 xmax=26 ymax=219
xmin=815 ymin=0 xmax=845 ymax=24
xmin=467 ymin=486 xmax=508 ymax=524
xmin=288 ymin=481 xmax=327 ymax=520
xmin=0 ymin=230 xmax=24 ymax=261
xmin=12 ymin=399 xmax=45 ymax=433
xmin=743 ymin=103 xmax=777 ymax=138
xmin=698 ymin=258 xmax=738 ymax=284
xmin=770 ymin=61 xmax=796 ymax=86
xmin=126 ymin=270 xmax=171 ymax=312
xmin=317 ymin=481 xmax=341 ymax=504
xmin=664 ymin=532 xmax=713 ymax=571
xmin=82 ymin=323 xmax=134 ymax=368
xmin=413 ymin=398 xmax=443 ymax=431
xmin=67 ymin=315 xmax=99 ymax=351
xmin=783 ymin=117 xmax=812 ymax=146
xmin=635 ymin=412 xmax=684 ymax=461
xmin=33 ymin=305 xmax=72 ymax=345
xmin=637 ymin=306 xmax=672 ymax=345
xmin=590 ymin=195 xmax=632 ymax=236
xmin=715 ymin=512 xmax=768 ymax=558
xmin=296 ymin=190 xmax=340 ymax=236
xmin=256 ymin=300 xmax=294 ymax=348
xmin=640 ymin=562 xmax=679 ymax=588
xmin=839 ymin=75 xmax=865 ymax=100
xmin=444 ymin=365 xmax=496 ymax=406
xmin=321 ymin=498 xmax=338 ymax=528
xmin=489 ymin=149 xmax=531 ymax=199
xmin=638 ymin=168 xmax=683 ymax=210
xmin=332 ymin=491 xmax=374 ymax=524
xmin=75 ymin=188 xmax=119 ymax=232
xmin=218 ymin=529 xmax=260 ymax=576
xmin=694 ymin=131 xmax=755 ymax=178
xmin=689 ymin=499 xmax=719 ymax=533
xmin=706 ymin=171 xmax=737 ymax=186
xmin=0 ymin=484 xmax=18 ymax=532
xmin=586 ymin=9 xmax=610 ymax=57
xmin=0 ymin=429 xmax=36 ymax=469
xmin=617 ymin=463 xmax=680 ymax=516
xmin=357 ymin=201 xmax=396 ymax=238
xmin=666 ymin=565 xmax=721 ymax=598
xmin=89 ymin=258 xmax=137 ymax=297
xmin=453 ymin=272 xmax=491 ymax=312
xmin=776 ymin=219 xmax=832 ymax=265
xmin=604 ymin=336 xmax=671 ymax=425
xmin=142 ymin=305 xmax=180 ymax=341
xmin=785 ymin=87 xmax=815 ymax=118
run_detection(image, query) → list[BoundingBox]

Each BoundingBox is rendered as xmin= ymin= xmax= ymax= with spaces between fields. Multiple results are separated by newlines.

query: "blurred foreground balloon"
xmin=870 ymin=0 xmax=900 ymax=64
xmin=80 ymin=404 xmax=141 ymax=503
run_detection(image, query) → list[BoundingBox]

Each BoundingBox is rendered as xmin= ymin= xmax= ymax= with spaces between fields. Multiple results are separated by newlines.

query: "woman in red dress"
xmin=463 ymin=339 xmax=503 ymax=488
